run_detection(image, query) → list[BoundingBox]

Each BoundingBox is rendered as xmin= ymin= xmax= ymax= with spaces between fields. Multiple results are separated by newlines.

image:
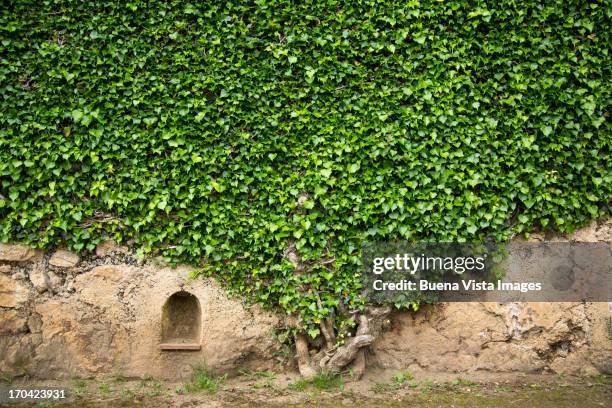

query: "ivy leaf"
xmin=195 ymin=112 xmax=206 ymax=122
xmin=320 ymin=169 xmax=332 ymax=178
xmin=71 ymin=110 xmax=84 ymax=123
xmin=211 ymin=180 xmax=226 ymax=193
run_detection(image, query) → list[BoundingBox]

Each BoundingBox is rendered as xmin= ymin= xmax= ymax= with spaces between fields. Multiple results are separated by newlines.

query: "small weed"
xmin=251 ymin=371 xmax=276 ymax=389
xmin=371 ymin=371 xmax=414 ymax=393
xmin=36 ymin=402 xmax=60 ymax=408
xmin=392 ymin=371 xmax=414 ymax=387
xmin=70 ymin=377 xmax=88 ymax=397
xmin=146 ymin=381 xmax=164 ymax=397
xmin=112 ymin=374 xmax=127 ymax=383
xmin=288 ymin=378 xmax=309 ymax=391
xmin=370 ymin=382 xmax=389 ymax=393
xmin=98 ymin=383 xmax=110 ymax=396
xmin=311 ymin=371 xmax=344 ymax=391
xmin=342 ymin=386 xmax=354 ymax=396
xmin=120 ymin=388 xmax=135 ymax=400
xmin=287 ymin=372 xmax=343 ymax=392
xmin=590 ymin=373 xmax=610 ymax=385
xmin=240 ymin=369 xmax=276 ymax=381
xmin=138 ymin=375 xmax=154 ymax=388
xmin=0 ymin=372 xmax=14 ymax=385
xmin=253 ymin=377 xmax=275 ymax=389
xmin=450 ymin=378 xmax=478 ymax=387
xmin=185 ymin=369 xmax=226 ymax=394
xmin=420 ymin=378 xmax=435 ymax=393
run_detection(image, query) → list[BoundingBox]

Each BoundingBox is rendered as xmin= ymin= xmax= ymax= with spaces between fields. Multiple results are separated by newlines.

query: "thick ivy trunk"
xmin=292 ymin=306 xmax=391 ymax=378
xmin=294 ymin=332 xmax=318 ymax=379
xmin=285 ymin=233 xmax=392 ymax=378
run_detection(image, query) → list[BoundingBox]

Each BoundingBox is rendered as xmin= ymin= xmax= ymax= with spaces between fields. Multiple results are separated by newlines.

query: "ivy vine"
xmin=0 ymin=0 xmax=610 ymax=336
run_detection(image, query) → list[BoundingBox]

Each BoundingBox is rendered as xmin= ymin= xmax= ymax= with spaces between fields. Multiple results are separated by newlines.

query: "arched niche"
xmin=159 ymin=291 xmax=202 ymax=351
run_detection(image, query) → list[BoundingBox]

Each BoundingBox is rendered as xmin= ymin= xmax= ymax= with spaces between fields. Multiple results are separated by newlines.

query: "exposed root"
xmin=294 ymin=305 xmax=392 ymax=377
xmin=295 ymin=332 xmax=318 ymax=379
xmin=284 ymin=234 xmax=392 ymax=377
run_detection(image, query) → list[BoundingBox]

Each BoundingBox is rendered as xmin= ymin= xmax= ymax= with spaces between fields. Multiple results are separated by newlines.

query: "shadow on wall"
xmin=160 ymin=291 xmax=202 ymax=351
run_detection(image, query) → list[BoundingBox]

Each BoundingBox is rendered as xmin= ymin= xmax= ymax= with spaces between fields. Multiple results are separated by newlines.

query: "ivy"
xmin=1 ymin=1 xmax=610 ymax=334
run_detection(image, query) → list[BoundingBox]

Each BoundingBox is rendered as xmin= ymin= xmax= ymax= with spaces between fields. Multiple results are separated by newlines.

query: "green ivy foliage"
xmin=1 ymin=1 xmax=610 ymax=335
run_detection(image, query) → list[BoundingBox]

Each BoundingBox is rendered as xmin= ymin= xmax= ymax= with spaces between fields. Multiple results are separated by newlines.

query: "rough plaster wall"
xmin=0 ymin=243 xmax=280 ymax=380
xmin=372 ymin=220 xmax=612 ymax=375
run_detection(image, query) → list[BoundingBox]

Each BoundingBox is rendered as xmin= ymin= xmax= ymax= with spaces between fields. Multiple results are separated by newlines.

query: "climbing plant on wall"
xmin=0 ymin=0 xmax=610 ymax=373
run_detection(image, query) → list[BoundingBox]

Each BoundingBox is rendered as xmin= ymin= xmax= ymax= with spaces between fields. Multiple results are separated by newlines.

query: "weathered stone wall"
xmin=0 ymin=241 xmax=280 ymax=380
xmin=371 ymin=220 xmax=612 ymax=376
xmin=371 ymin=302 xmax=611 ymax=375
xmin=0 ymin=221 xmax=610 ymax=379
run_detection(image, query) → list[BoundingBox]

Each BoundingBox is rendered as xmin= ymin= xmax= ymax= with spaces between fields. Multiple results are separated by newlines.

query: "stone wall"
xmin=371 ymin=221 xmax=612 ymax=376
xmin=0 ymin=242 xmax=280 ymax=380
xmin=371 ymin=302 xmax=611 ymax=375
xmin=0 ymin=221 xmax=610 ymax=379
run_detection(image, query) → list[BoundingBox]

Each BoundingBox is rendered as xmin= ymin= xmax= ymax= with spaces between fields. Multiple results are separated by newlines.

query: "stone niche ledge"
xmin=159 ymin=343 xmax=202 ymax=351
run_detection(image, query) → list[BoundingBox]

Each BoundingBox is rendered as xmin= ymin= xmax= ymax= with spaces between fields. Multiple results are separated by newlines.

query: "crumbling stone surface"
xmin=28 ymin=267 xmax=49 ymax=293
xmin=94 ymin=239 xmax=129 ymax=257
xmin=371 ymin=220 xmax=612 ymax=376
xmin=0 ymin=243 xmax=41 ymax=262
xmin=0 ymin=244 xmax=281 ymax=379
xmin=371 ymin=302 xmax=610 ymax=375
xmin=0 ymin=274 xmax=29 ymax=308
xmin=48 ymin=249 xmax=80 ymax=268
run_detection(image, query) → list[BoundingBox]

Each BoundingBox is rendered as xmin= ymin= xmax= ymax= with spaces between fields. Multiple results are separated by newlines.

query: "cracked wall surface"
xmin=372 ymin=220 xmax=612 ymax=375
xmin=0 ymin=241 xmax=280 ymax=380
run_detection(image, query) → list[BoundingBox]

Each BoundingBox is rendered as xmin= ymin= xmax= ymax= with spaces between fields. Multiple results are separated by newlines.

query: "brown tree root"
xmin=294 ymin=305 xmax=392 ymax=377
xmin=295 ymin=332 xmax=318 ymax=379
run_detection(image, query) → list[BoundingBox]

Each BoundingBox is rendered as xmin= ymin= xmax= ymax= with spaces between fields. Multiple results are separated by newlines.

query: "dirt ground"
xmin=1 ymin=370 xmax=610 ymax=408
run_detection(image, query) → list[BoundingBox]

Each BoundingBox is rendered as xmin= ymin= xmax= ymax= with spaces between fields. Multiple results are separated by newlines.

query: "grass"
xmin=392 ymin=371 xmax=414 ymax=387
xmin=1 ymin=372 xmax=14 ymax=385
xmin=288 ymin=371 xmax=344 ymax=392
xmin=420 ymin=378 xmax=435 ymax=393
xmin=112 ymin=374 xmax=127 ymax=383
xmin=247 ymin=371 xmax=277 ymax=389
xmin=98 ymin=383 xmax=110 ymax=396
xmin=240 ymin=369 xmax=277 ymax=388
xmin=450 ymin=378 xmax=479 ymax=387
xmin=370 ymin=382 xmax=389 ymax=393
xmin=113 ymin=376 xmax=167 ymax=400
xmin=184 ymin=368 xmax=227 ymax=394
xmin=70 ymin=377 xmax=89 ymax=397
xmin=589 ymin=373 xmax=610 ymax=385
xmin=371 ymin=371 xmax=417 ymax=393
xmin=312 ymin=371 xmax=344 ymax=391
xmin=239 ymin=369 xmax=276 ymax=381
xmin=120 ymin=387 xmax=136 ymax=401
xmin=287 ymin=378 xmax=309 ymax=392
xmin=138 ymin=375 xmax=154 ymax=388
xmin=146 ymin=380 xmax=164 ymax=397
